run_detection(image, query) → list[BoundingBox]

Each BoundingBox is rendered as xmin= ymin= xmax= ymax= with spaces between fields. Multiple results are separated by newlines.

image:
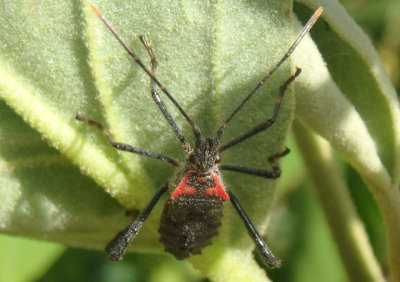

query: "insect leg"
xmin=106 ymin=182 xmax=169 ymax=261
xmin=227 ymin=190 xmax=280 ymax=268
xmin=220 ymin=148 xmax=290 ymax=178
xmin=215 ymin=7 xmax=323 ymax=146
xmin=138 ymin=35 xmax=194 ymax=152
xmin=219 ymin=68 xmax=300 ymax=152
xmin=91 ymin=5 xmax=202 ymax=151
xmin=76 ymin=114 xmax=179 ymax=166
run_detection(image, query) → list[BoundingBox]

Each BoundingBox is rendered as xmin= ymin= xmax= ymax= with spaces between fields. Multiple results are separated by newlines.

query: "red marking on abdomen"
xmin=171 ymin=171 xmax=229 ymax=200
xmin=205 ymin=187 xmax=218 ymax=196
xmin=209 ymin=172 xmax=229 ymax=201
xmin=171 ymin=173 xmax=197 ymax=198
xmin=183 ymin=186 xmax=197 ymax=195
xmin=196 ymin=176 xmax=207 ymax=183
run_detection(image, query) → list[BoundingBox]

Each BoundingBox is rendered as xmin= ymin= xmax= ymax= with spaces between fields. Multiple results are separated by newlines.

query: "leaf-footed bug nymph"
xmin=77 ymin=5 xmax=323 ymax=268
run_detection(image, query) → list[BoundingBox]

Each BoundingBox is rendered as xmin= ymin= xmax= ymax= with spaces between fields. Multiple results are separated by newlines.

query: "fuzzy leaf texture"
xmin=0 ymin=0 xmax=399 ymax=281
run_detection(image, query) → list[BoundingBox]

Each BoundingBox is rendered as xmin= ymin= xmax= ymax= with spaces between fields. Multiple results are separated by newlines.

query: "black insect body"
xmin=159 ymin=137 xmax=227 ymax=259
xmin=77 ymin=5 xmax=323 ymax=268
xmin=159 ymin=189 xmax=225 ymax=259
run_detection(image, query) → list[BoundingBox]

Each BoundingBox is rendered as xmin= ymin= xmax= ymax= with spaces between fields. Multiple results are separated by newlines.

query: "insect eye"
xmin=215 ymin=154 xmax=221 ymax=163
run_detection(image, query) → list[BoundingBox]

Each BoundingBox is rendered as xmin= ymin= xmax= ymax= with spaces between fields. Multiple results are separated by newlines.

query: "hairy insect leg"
xmin=220 ymin=148 xmax=290 ymax=178
xmin=76 ymin=114 xmax=179 ymax=166
xmin=106 ymin=182 xmax=169 ymax=261
xmin=227 ymin=190 xmax=280 ymax=268
xmin=139 ymin=35 xmax=157 ymax=75
xmin=215 ymin=7 xmax=323 ymax=146
xmin=219 ymin=68 xmax=301 ymax=152
xmin=267 ymin=147 xmax=290 ymax=175
xmin=137 ymin=35 xmax=197 ymax=152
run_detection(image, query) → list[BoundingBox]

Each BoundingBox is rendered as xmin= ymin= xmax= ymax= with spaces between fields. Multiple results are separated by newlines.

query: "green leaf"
xmin=0 ymin=99 xmax=131 ymax=248
xmin=4 ymin=0 xmax=398 ymax=281
xmin=293 ymin=120 xmax=385 ymax=282
xmin=0 ymin=234 xmax=65 ymax=282
xmin=292 ymin=0 xmax=400 ymax=280
xmin=0 ymin=1 xmax=296 ymax=280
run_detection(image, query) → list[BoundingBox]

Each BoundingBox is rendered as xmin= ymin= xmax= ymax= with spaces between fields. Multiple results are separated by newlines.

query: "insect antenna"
xmin=91 ymin=5 xmax=201 ymax=152
xmin=215 ymin=7 xmax=323 ymax=147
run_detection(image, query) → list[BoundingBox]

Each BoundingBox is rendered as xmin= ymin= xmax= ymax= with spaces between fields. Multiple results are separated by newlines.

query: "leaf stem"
xmin=190 ymin=247 xmax=272 ymax=282
xmin=365 ymin=176 xmax=400 ymax=282
xmin=293 ymin=120 xmax=385 ymax=282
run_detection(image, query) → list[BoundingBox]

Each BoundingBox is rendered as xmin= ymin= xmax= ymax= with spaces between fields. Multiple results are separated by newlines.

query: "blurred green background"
xmin=1 ymin=0 xmax=398 ymax=281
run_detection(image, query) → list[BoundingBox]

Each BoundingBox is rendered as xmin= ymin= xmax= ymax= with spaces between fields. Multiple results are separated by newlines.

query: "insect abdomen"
xmin=159 ymin=195 xmax=224 ymax=259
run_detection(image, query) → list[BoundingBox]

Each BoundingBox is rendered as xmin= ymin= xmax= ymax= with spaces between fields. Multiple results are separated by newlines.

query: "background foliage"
xmin=0 ymin=0 xmax=399 ymax=281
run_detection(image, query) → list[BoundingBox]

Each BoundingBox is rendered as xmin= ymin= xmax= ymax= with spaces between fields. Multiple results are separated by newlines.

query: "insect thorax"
xmin=188 ymin=136 xmax=220 ymax=173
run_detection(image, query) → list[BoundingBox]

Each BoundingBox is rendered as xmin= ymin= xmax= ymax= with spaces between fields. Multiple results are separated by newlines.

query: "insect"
xmin=77 ymin=5 xmax=323 ymax=268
